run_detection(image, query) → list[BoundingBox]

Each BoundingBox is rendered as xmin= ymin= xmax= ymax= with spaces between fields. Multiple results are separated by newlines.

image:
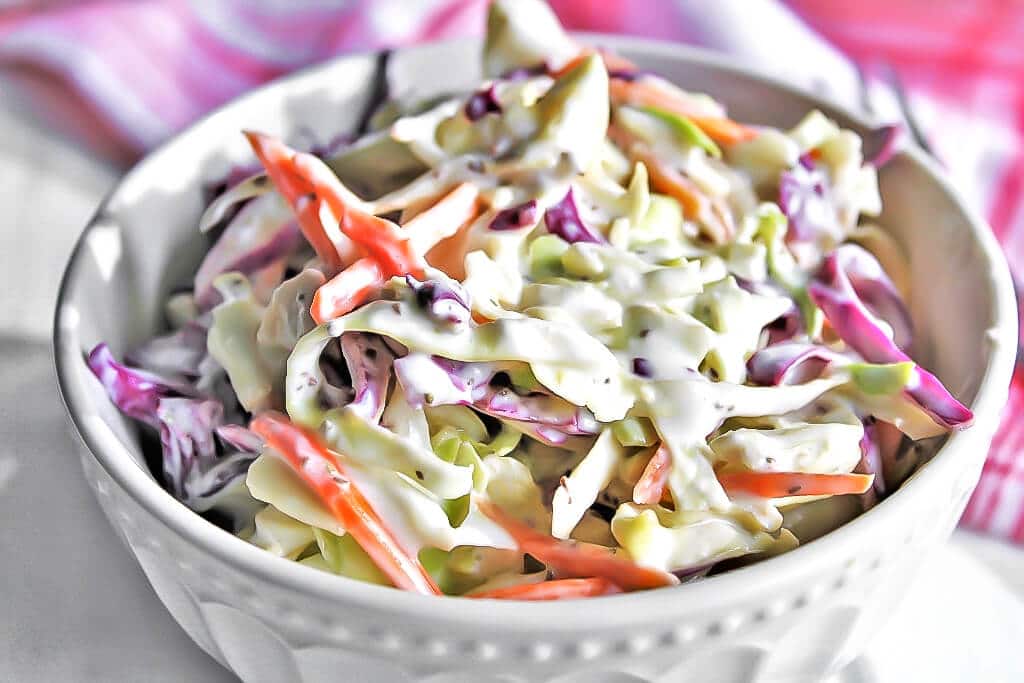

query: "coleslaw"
xmin=86 ymin=0 xmax=972 ymax=600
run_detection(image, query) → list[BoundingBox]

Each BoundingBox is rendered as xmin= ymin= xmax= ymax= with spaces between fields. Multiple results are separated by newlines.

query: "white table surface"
xmin=1 ymin=78 xmax=1022 ymax=683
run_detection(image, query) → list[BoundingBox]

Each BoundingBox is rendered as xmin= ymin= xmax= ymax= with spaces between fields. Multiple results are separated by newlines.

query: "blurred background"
xmin=0 ymin=1 xmax=1021 ymax=680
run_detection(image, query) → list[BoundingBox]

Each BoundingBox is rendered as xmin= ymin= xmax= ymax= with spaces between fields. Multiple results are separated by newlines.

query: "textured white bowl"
xmin=54 ymin=37 xmax=1016 ymax=683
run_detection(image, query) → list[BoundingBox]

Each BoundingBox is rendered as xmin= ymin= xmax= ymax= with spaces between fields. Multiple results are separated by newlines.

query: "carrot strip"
xmin=634 ymin=149 xmax=733 ymax=244
xmin=690 ymin=115 xmax=759 ymax=146
xmin=470 ymin=311 xmax=492 ymax=325
xmin=717 ymin=471 xmax=875 ymax=498
xmin=549 ymin=48 xmax=639 ymax=80
xmin=245 ymin=130 xmax=344 ymax=270
xmin=634 ymin=149 xmax=703 ymax=217
xmin=423 ymin=208 xmax=483 ymax=282
xmin=470 ymin=577 xmax=620 ymax=601
xmin=310 ymin=257 xmax=385 ymax=324
xmin=404 ymin=182 xmax=481 ymax=255
xmin=290 ymin=152 xmax=424 ymax=278
xmin=250 ymin=412 xmax=441 ymax=595
xmin=547 ymin=51 xmax=589 ymax=79
xmin=633 ymin=445 xmax=671 ymax=505
xmin=596 ymin=48 xmax=638 ymax=73
xmin=609 ymin=78 xmax=758 ymax=145
xmin=478 ymin=501 xmax=678 ymax=591
xmin=245 ymin=130 xmax=424 ymax=278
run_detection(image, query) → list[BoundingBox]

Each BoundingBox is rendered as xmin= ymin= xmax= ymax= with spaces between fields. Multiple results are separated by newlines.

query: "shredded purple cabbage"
xmin=544 ymin=188 xmax=604 ymax=244
xmin=808 ymin=251 xmax=973 ymax=429
xmin=340 ymin=333 xmax=395 ymax=424
xmin=184 ymin=451 xmax=258 ymax=509
xmin=88 ymin=343 xmax=257 ymax=507
xmin=736 ymin=279 xmax=804 ymax=345
xmin=500 ymin=65 xmax=547 ymax=81
xmin=89 ymin=339 xmax=260 ymax=511
xmin=393 ymin=355 xmax=599 ymax=445
xmin=202 ymin=162 xmax=263 ymax=206
xmin=405 ymin=275 xmax=472 ymax=327
xmin=194 ymin=198 xmax=303 ymax=309
xmin=87 ymin=343 xmax=195 ymax=428
xmin=672 ymin=563 xmax=714 ymax=582
xmin=632 ymin=357 xmax=654 ymax=378
xmin=855 ymin=418 xmax=885 ymax=509
xmin=464 ymin=85 xmax=502 ymax=121
xmin=746 ymin=342 xmax=844 ymax=386
xmin=489 ymin=200 xmax=540 ymax=232
xmin=215 ymin=424 xmax=265 ymax=454
xmin=312 ymin=131 xmax=354 ymax=159
xmin=157 ymin=397 xmax=259 ymax=506
xmin=833 ymin=243 xmax=913 ymax=349
xmin=157 ymin=398 xmax=223 ymax=500
xmin=767 ymin=306 xmax=804 ymax=345
xmin=778 ymin=154 xmax=840 ymax=243
xmin=223 ymin=164 xmax=264 ymax=191
xmin=607 ymin=69 xmax=646 ymax=82
xmin=126 ymin=320 xmax=209 ymax=378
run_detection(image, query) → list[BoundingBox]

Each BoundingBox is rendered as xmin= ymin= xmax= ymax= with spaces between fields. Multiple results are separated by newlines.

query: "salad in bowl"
xmin=85 ymin=0 xmax=972 ymax=600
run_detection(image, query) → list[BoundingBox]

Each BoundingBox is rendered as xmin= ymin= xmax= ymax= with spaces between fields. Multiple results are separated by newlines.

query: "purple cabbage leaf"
xmin=194 ymin=193 xmax=303 ymax=310
xmin=544 ymin=188 xmax=605 ymax=244
xmin=87 ymin=343 xmax=196 ymax=429
xmin=808 ymin=249 xmax=973 ymax=430
xmin=464 ymin=84 xmax=502 ymax=121
xmin=404 ymin=274 xmax=472 ymax=327
xmin=746 ymin=342 xmax=846 ymax=386
xmin=855 ymin=418 xmax=885 ymax=510
xmin=489 ymin=199 xmax=540 ymax=231
xmin=125 ymin=318 xmax=209 ymax=379
xmin=394 ymin=354 xmax=599 ymax=446
xmin=88 ymin=343 xmax=260 ymax=522
xmin=831 ymin=243 xmax=913 ymax=349
xmin=157 ymin=397 xmax=260 ymax=521
xmin=340 ymin=333 xmax=395 ymax=424
xmin=215 ymin=423 xmax=265 ymax=454
xmin=779 ymin=153 xmax=842 ymax=244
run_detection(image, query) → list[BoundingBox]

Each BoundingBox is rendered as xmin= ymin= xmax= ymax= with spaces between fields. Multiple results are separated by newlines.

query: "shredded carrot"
xmin=478 ymin=501 xmax=678 ymax=591
xmin=633 ymin=445 xmax=671 ymax=505
xmin=404 ymin=182 xmax=481 ymax=255
xmin=717 ymin=471 xmax=875 ymax=498
xmin=245 ymin=131 xmax=344 ymax=271
xmin=632 ymin=148 xmax=734 ymax=244
xmin=634 ymin=149 xmax=702 ymax=216
xmin=423 ymin=207 xmax=482 ymax=281
xmin=549 ymin=46 xmax=639 ymax=79
xmin=609 ymin=78 xmax=758 ymax=145
xmin=547 ymin=51 xmax=590 ymax=79
xmin=596 ymin=48 xmax=638 ymax=73
xmin=310 ymin=257 xmax=385 ymax=324
xmin=685 ymin=115 xmax=759 ymax=146
xmin=245 ymin=130 xmax=425 ymax=278
xmin=470 ymin=577 xmax=620 ymax=601
xmin=290 ymin=153 xmax=422 ymax=277
xmin=250 ymin=412 xmax=441 ymax=595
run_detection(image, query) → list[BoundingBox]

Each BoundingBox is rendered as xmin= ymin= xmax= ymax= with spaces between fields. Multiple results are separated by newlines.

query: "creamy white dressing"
xmin=550 ymin=429 xmax=625 ymax=539
xmin=611 ymin=504 xmax=783 ymax=573
xmin=170 ymin=0 xmax=955 ymax=586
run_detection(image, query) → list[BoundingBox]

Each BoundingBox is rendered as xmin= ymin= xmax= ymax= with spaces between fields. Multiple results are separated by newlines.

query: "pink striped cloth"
xmin=2 ymin=0 xmax=1021 ymax=539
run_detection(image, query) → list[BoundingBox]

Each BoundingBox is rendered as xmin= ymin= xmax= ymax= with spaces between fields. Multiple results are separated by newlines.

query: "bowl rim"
xmin=54 ymin=34 xmax=1018 ymax=628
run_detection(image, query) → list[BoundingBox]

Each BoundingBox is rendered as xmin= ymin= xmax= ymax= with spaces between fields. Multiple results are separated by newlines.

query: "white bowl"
xmin=54 ymin=37 xmax=1017 ymax=683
